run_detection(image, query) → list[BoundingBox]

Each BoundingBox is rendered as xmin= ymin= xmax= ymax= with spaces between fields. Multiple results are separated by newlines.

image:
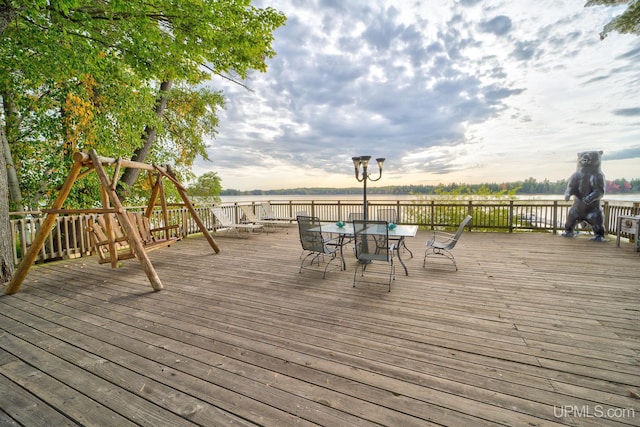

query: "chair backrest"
xmin=239 ymin=205 xmax=259 ymax=222
xmin=353 ymin=220 xmax=391 ymax=262
xmin=260 ymin=202 xmax=276 ymax=218
xmin=211 ymin=207 xmax=234 ymax=226
xmin=376 ymin=208 xmax=398 ymax=224
xmin=348 ymin=212 xmax=364 ymax=221
xmin=128 ymin=212 xmax=155 ymax=244
xmin=96 ymin=214 xmax=128 ymax=246
xmin=449 ymin=215 xmax=473 ymax=249
xmin=297 ymin=215 xmax=326 ymax=253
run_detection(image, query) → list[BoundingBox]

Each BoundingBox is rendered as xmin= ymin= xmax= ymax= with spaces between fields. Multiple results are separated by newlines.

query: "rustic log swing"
xmin=5 ymin=150 xmax=220 ymax=295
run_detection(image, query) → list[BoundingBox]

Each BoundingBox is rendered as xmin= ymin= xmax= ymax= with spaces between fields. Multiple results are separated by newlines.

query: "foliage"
xmin=586 ymin=0 xmax=640 ymax=39
xmin=187 ymin=171 xmax=222 ymax=205
xmin=409 ymin=185 xmax=517 ymax=231
xmin=1 ymin=0 xmax=286 ymax=209
xmin=221 ymin=177 xmax=639 ymax=196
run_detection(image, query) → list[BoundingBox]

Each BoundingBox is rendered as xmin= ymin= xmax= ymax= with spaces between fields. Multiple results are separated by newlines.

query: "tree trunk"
xmin=2 ymin=92 xmax=23 ymax=207
xmin=117 ymin=80 xmax=173 ymax=197
xmin=0 ymin=125 xmax=15 ymax=284
xmin=0 ymin=5 xmax=17 ymax=35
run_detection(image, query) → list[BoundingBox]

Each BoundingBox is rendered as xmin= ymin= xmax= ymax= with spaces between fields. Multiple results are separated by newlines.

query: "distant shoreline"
xmin=221 ymin=193 xmax=640 ymax=203
xmin=221 ymin=180 xmax=639 ymax=199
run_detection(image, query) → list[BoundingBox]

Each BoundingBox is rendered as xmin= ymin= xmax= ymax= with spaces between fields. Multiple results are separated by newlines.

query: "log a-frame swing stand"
xmin=5 ymin=149 xmax=220 ymax=295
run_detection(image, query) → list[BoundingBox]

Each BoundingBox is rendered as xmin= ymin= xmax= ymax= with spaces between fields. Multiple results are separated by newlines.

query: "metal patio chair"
xmin=239 ymin=205 xmax=289 ymax=233
xmin=297 ymin=215 xmax=343 ymax=278
xmin=423 ymin=215 xmax=472 ymax=271
xmin=352 ymin=220 xmax=395 ymax=291
xmin=210 ymin=207 xmax=263 ymax=237
xmin=377 ymin=207 xmax=413 ymax=258
xmin=376 ymin=208 xmax=397 ymax=223
xmin=260 ymin=202 xmax=295 ymax=222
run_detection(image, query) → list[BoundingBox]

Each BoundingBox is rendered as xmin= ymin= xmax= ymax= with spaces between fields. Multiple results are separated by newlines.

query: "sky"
xmin=195 ymin=0 xmax=640 ymax=191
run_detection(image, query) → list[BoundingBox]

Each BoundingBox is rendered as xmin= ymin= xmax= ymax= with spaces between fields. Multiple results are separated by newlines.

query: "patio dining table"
xmin=312 ymin=222 xmax=418 ymax=275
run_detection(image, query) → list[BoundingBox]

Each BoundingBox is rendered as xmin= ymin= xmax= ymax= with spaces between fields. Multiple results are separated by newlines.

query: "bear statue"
xmin=562 ymin=150 xmax=606 ymax=241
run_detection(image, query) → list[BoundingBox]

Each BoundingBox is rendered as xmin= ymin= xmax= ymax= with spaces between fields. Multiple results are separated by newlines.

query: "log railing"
xmin=9 ymin=199 xmax=639 ymax=265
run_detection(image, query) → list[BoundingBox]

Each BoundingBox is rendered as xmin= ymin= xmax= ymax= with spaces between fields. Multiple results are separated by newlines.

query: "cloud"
xmin=511 ymin=40 xmax=539 ymax=61
xmin=605 ymin=145 xmax=640 ymax=161
xmin=196 ymin=1 xmax=640 ymax=190
xmin=478 ymin=16 xmax=512 ymax=36
xmin=613 ymin=107 xmax=640 ymax=117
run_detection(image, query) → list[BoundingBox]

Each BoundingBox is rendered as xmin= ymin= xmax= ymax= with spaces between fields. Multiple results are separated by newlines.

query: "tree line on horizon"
xmin=221 ymin=177 xmax=639 ymax=196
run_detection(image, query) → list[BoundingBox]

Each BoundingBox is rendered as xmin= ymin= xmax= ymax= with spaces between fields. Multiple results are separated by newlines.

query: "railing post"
xmin=509 ymin=200 xmax=514 ymax=233
xmin=430 ymin=200 xmax=435 ymax=229
xmin=182 ymin=207 xmax=188 ymax=237
xmin=603 ymin=201 xmax=610 ymax=233
xmin=553 ymin=201 xmax=558 ymax=234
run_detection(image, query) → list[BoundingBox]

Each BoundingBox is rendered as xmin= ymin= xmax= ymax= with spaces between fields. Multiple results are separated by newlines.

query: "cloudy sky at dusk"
xmin=195 ymin=0 xmax=640 ymax=191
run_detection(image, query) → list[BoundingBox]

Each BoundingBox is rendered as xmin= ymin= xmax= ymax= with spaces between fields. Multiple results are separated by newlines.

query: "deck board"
xmin=2 ymin=230 xmax=639 ymax=426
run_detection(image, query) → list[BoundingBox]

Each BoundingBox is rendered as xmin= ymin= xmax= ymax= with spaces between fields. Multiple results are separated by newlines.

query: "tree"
xmin=2 ymin=1 xmax=285 ymax=207
xmin=586 ymin=0 xmax=640 ymax=39
xmin=0 ymin=125 xmax=13 ymax=284
xmin=187 ymin=172 xmax=223 ymax=205
xmin=1 ymin=1 xmax=286 ymax=282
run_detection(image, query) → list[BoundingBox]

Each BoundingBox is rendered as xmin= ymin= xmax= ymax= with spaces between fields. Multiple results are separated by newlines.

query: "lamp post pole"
xmin=352 ymin=156 xmax=385 ymax=221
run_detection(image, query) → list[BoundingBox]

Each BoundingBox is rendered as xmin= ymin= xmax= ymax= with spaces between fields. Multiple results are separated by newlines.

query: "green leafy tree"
xmin=586 ymin=0 xmax=640 ymax=39
xmin=0 ymin=0 xmax=285 ymax=282
xmin=187 ymin=171 xmax=223 ymax=205
xmin=1 ymin=1 xmax=285 ymax=209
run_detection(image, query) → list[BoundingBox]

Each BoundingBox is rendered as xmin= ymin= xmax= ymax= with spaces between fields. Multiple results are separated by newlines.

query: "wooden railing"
xmin=9 ymin=199 xmax=639 ymax=265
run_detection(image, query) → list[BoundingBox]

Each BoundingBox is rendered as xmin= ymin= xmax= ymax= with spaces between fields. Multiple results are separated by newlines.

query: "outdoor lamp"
xmin=352 ymin=155 xmax=385 ymax=220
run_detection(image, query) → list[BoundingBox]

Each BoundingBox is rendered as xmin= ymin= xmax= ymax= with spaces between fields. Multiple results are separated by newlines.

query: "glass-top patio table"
xmin=311 ymin=222 xmax=418 ymax=275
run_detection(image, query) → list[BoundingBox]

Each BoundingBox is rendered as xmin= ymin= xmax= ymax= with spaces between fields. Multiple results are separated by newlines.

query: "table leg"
xmin=395 ymin=237 xmax=409 ymax=276
xmin=401 ymin=239 xmax=413 ymax=258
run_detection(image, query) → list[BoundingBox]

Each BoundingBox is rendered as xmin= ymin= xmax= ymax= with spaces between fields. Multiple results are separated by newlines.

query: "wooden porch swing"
xmin=5 ymin=149 xmax=220 ymax=295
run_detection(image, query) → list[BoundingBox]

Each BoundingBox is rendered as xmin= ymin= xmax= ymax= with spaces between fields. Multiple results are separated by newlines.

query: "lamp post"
xmin=352 ymin=156 xmax=385 ymax=221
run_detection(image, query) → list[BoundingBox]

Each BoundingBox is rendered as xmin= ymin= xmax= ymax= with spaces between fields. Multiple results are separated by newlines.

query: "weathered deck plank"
xmin=1 ymin=230 xmax=639 ymax=426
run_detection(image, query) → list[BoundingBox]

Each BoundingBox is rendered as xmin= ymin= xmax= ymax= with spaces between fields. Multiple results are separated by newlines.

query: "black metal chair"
xmin=352 ymin=220 xmax=395 ymax=291
xmin=423 ymin=215 xmax=472 ymax=271
xmin=377 ymin=207 xmax=413 ymax=258
xmin=297 ymin=215 xmax=343 ymax=278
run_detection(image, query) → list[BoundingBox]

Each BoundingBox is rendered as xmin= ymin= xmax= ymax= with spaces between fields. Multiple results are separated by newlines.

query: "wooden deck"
xmin=1 ymin=229 xmax=639 ymax=426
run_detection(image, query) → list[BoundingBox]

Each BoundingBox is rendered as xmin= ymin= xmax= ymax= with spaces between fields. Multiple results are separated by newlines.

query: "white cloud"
xmin=195 ymin=0 xmax=640 ymax=190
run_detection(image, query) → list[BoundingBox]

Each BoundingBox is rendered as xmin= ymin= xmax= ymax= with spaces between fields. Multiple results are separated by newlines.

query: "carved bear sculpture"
xmin=562 ymin=150 xmax=606 ymax=241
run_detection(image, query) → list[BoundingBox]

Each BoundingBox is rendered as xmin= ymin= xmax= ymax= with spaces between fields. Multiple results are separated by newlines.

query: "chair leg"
xmin=322 ymin=253 xmax=340 ymax=279
xmin=300 ymin=251 xmax=340 ymax=278
xmin=353 ymin=260 xmax=395 ymax=291
xmin=387 ymin=261 xmax=395 ymax=291
xmin=423 ymin=248 xmax=457 ymax=270
xmin=353 ymin=263 xmax=361 ymax=287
